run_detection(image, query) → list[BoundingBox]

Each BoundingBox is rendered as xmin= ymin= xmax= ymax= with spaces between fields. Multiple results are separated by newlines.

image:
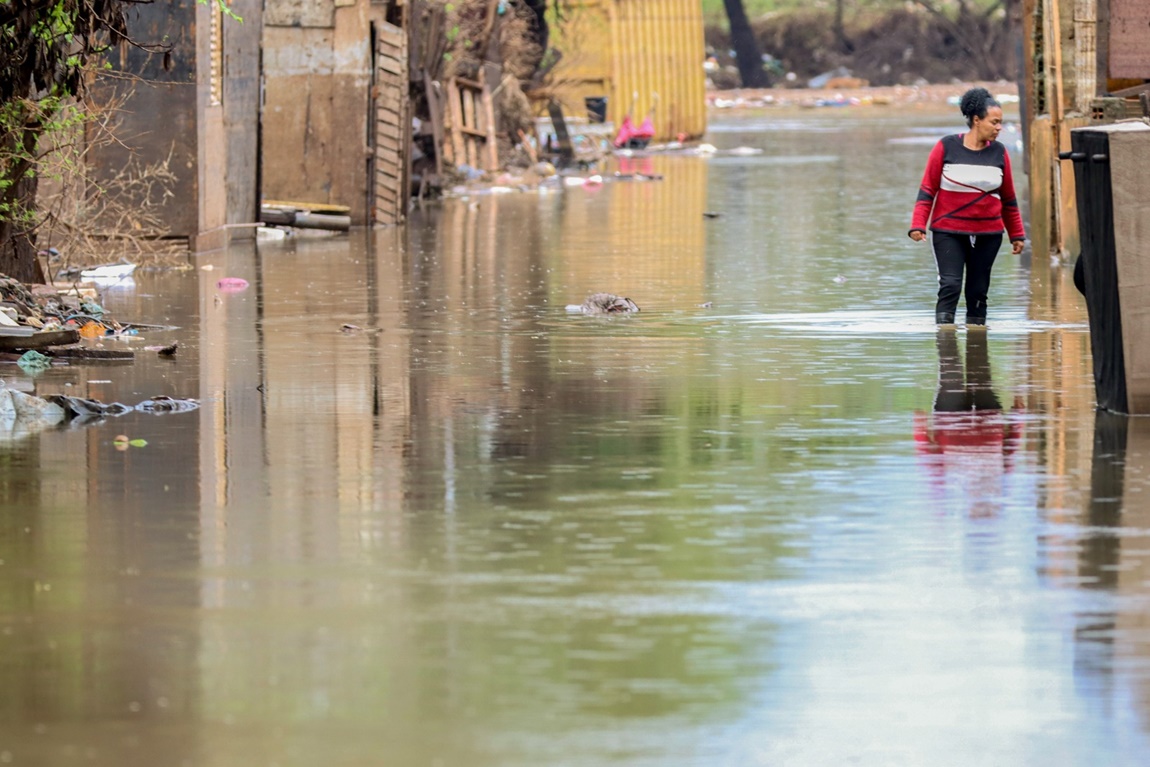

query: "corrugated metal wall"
xmin=612 ymin=0 xmax=707 ymax=140
xmin=551 ymin=0 xmax=706 ymax=141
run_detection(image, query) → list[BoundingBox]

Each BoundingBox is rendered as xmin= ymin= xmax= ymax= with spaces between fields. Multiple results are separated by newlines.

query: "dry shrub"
xmin=495 ymin=74 xmax=535 ymax=139
xmin=756 ymin=11 xmax=840 ymax=80
xmin=437 ymin=0 xmax=542 ymax=82
xmin=412 ymin=0 xmax=546 ymax=174
xmin=36 ymin=85 xmax=182 ymax=271
xmin=498 ymin=1 xmax=544 ymax=81
xmin=846 ymin=7 xmax=1008 ymax=86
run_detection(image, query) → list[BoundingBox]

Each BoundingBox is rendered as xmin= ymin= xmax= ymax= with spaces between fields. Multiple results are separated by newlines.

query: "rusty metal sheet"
xmin=1111 ymin=0 xmax=1150 ymax=78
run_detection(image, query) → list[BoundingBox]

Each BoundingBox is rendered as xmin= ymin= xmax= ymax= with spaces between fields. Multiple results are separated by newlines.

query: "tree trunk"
xmin=722 ymin=0 xmax=771 ymax=88
xmin=834 ymin=0 xmax=854 ymax=54
xmin=0 ymin=127 xmax=46 ymax=284
xmin=0 ymin=173 xmax=46 ymax=285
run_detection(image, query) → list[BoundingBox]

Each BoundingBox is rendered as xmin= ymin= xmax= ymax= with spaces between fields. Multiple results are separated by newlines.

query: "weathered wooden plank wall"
xmin=262 ymin=0 xmax=402 ymax=225
xmin=224 ymin=0 xmax=265 ymax=237
xmin=374 ymin=23 xmax=409 ymax=225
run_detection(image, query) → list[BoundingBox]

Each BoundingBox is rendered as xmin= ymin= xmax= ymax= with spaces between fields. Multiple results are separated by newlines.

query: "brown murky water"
xmin=3 ymin=111 xmax=1149 ymax=766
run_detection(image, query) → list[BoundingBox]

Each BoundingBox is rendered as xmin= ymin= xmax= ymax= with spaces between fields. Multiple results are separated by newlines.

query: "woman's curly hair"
xmin=959 ymin=87 xmax=1001 ymax=127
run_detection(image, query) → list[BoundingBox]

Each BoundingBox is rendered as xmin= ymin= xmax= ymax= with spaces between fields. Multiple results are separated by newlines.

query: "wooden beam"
xmin=1049 ymin=0 xmax=1065 ymax=121
xmin=1073 ymin=0 xmax=1098 ymax=111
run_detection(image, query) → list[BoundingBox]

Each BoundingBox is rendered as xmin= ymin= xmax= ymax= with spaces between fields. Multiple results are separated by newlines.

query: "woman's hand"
xmin=909 ymin=230 xmax=926 ymax=242
xmin=1011 ymin=239 xmax=1025 ymax=255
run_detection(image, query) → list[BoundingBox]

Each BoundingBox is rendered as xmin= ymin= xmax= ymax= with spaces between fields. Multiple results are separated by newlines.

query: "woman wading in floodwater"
xmin=909 ymin=87 xmax=1026 ymax=326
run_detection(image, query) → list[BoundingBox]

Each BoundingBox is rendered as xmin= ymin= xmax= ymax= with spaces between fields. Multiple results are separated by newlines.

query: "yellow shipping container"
xmin=548 ymin=0 xmax=707 ymax=141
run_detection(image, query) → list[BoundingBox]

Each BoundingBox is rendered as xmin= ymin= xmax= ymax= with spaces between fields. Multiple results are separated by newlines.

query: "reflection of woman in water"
xmin=914 ymin=330 xmax=1024 ymax=516
xmin=909 ymin=87 xmax=1026 ymax=326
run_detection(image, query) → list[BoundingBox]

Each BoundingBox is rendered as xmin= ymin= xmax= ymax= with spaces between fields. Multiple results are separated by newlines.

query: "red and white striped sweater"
xmin=910 ymin=134 xmax=1026 ymax=242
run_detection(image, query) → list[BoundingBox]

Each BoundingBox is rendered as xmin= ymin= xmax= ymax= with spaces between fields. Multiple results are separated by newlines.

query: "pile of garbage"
xmin=0 ymin=274 xmax=125 ymax=338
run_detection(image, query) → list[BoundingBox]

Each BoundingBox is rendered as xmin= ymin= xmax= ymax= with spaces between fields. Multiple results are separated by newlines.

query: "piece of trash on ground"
xmin=16 ymin=350 xmax=52 ymax=373
xmin=79 ymin=263 xmax=136 ymax=280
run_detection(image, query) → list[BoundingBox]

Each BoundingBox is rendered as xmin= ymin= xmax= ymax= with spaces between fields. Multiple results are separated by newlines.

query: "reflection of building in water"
xmin=1027 ymin=251 xmax=1095 ymax=547
xmin=199 ymin=235 xmax=413 ymax=586
xmin=1114 ymin=418 xmax=1150 ymax=727
xmin=1072 ymin=415 xmax=1150 ymax=726
xmin=1026 ymin=250 xmax=1150 ymax=731
xmin=0 ymin=296 xmax=204 ymax=759
xmin=192 ymin=234 xmax=429 ymax=758
xmin=1027 ymin=251 xmax=1096 ymax=584
xmin=914 ymin=329 xmax=1024 ymax=517
xmin=182 ymin=198 xmax=752 ymax=757
xmin=552 ymin=157 xmax=708 ymax=309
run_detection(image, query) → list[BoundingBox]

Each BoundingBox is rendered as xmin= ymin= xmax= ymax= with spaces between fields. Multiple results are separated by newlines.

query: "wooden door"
xmin=373 ymin=22 xmax=408 ymax=225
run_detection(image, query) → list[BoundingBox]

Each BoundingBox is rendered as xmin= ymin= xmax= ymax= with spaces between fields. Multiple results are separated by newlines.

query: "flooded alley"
xmin=3 ymin=109 xmax=1149 ymax=766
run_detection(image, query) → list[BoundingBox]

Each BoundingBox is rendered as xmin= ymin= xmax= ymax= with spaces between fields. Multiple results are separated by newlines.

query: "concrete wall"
xmin=1109 ymin=126 xmax=1150 ymax=413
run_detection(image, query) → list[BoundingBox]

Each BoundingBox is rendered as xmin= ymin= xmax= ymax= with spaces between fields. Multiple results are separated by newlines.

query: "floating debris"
xmin=0 ymin=388 xmax=199 ymax=442
xmin=216 ymin=277 xmax=250 ymax=293
xmin=340 ymin=324 xmax=381 ymax=334
xmin=156 ymin=342 xmax=178 ymax=358
xmin=566 ymin=293 xmax=641 ymax=315
xmin=135 ymin=396 xmax=200 ymax=414
xmin=113 ymin=434 xmax=148 ymax=451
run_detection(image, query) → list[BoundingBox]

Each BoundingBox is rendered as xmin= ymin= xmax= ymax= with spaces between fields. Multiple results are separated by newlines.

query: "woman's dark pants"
xmin=932 ymin=231 xmax=1003 ymax=324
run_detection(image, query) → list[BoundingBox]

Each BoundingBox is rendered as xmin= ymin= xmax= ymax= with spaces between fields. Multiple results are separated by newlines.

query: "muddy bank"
xmin=706 ymin=7 xmax=1018 ymax=89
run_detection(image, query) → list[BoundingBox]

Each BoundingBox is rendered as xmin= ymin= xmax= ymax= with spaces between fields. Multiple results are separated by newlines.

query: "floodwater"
xmin=3 ymin=109 xmax=1149 ymax=767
